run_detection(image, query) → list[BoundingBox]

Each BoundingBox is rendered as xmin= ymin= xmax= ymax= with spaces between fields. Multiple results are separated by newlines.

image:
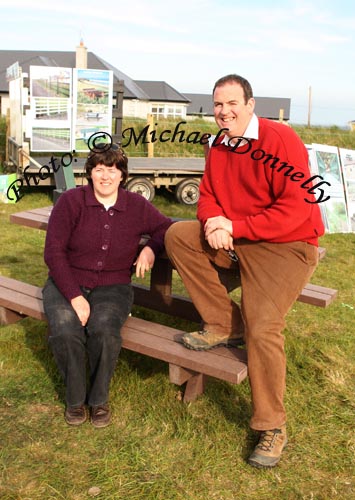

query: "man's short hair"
xmin=213 ymin=74 xmax=254 ymax=104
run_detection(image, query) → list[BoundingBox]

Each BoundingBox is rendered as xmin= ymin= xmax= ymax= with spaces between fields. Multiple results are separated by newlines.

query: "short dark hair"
xmin=85 ymin=146 xmax=128 ymax=187
xmin=213 ymin=74 xmax=254 ymax=104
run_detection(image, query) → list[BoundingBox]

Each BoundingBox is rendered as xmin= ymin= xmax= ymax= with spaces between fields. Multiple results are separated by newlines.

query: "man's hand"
xmin=204 ymin=216 xmax=233 ymax=238
xmin=135 ymin=246 xmax=155 ymax=278
xmin=204 ymin=216 xmax=234 ymax=250
xmin=71 ymin=295 xmax=90 ymax=326
xmin=206 ymin=228 xmax=234 ymax=250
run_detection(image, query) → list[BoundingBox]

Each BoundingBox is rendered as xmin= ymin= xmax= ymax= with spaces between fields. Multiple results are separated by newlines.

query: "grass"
xmin=0 ymin=191 xmax=354 ymax=499
xmin=120 ymin=119 xmax=355 ymax=158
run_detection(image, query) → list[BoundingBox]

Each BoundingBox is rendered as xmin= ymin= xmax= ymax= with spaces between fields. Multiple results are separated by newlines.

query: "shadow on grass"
xmin=22 ymin=318 xmax=65 ymax=404
xmin=22 ymin=306 xmax=253 ymax=445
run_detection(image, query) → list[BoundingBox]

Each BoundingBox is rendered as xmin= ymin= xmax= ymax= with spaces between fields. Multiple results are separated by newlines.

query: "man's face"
xmin=213 ymin=82 xmax=255 ymax=140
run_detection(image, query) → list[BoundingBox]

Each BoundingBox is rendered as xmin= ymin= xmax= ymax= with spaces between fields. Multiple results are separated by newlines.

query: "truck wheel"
xmin=175 ymin=179 xmax=200 ymax=205
xmin=126 ymin=178 xmax=155 ymax=202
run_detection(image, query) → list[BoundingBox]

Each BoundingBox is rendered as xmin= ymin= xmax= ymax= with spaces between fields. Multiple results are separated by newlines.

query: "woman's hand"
xmin=71 ymin=295 xmax=91 ymax=326
xmin=135 ymin=246 xmax=155 ymax=278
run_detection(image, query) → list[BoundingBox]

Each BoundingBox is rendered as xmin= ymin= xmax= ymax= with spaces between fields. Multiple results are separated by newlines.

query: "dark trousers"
xmin=43 ymin=278 xmax=133 ymax=408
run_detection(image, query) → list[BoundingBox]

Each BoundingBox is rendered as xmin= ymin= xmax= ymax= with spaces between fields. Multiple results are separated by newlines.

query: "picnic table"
xmin=0 ymin=205 xmax=337 ymax=402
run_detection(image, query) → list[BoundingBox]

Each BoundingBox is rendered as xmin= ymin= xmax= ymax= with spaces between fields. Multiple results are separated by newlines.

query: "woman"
xmin=43 ymin=145 xmax=172 ymax=427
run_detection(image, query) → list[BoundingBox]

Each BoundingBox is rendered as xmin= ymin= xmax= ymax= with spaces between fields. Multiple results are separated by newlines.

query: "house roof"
xmin=134 ymin=80 xmax=190 ymax=103
xmin=254 ymin=96 xmax=291 ymax=120
xmin=184 ymin=93 xmax=291 ymax=120
xmin=183 ymin=93 xmax=213 ymax=115
xmin=0 ymin=50 xmax=149 ymax=99
xmin=0 ymin=50 xmax=290 ymax=116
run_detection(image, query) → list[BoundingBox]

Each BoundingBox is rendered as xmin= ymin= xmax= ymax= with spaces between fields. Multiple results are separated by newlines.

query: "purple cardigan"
xmin=44 ymin=185 xmax=173 ymax=301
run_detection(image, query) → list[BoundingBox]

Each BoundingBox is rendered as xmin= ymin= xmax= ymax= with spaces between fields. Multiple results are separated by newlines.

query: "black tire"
xmin=175 ymin=179 xmax=200 ymax=205
xmin=126 ymin=178 xmax=155 ymax=202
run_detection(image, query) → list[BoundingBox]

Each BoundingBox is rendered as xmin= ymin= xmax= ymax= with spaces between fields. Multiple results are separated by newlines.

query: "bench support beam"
xmin=0 ymin=306 xmax=24 ymax=326
xmin=169 ymin=364 xmax=206 ymax=402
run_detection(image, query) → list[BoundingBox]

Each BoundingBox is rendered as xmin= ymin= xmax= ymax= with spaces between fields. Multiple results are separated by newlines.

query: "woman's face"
xmin=90 ymin=163 xmax=123 ymax=201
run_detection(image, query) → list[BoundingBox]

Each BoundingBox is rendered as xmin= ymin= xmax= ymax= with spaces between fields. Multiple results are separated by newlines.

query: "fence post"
xmin=20 ymin=142 xmax=30 ymax=169
xmin=112 ymin=80 xmax=124 ymax=145
xmin=147 ymin=114 xmax=154 ymax=158
xmin=5 ymin=109 xmax=10 ymax=164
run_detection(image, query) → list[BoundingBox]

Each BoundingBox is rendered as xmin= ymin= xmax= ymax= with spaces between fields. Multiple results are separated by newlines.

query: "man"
xmin=165 ymin=74 xmax=325 ymax=468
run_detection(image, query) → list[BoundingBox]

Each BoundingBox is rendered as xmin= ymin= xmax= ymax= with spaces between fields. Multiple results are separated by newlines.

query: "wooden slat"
xmin=29 ymin=207 xmax=53 ymax=216
xmin=133 ymin=280 xmax=337 ymax=321
xmin=10 ymin=211 xmax=50 ymax=231
xmin=318 ymin=247 xmax=326 ymax=260
xmin=0 ymin=276 xmax=44 ymax=298
xmin=0 ymin=287 xmax=45 ymax=320
xmin=121 ymin=317 xmax=248 ymax=384
xmin=303 ymin=282 xmax=337 ymax=294
xmin=0 ymin=277 xmax=248 ymax=385
xmin=123 ymin=315 xmax=248 ymax=364
xmin=298 ymin=283 xmax=338 ymax=307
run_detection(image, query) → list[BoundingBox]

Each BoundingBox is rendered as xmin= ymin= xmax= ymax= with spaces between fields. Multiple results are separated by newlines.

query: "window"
xmin=151 ymin=106 xmax=165 ymax=117
xmin=151 ymin=104 xmax=186 ymax=118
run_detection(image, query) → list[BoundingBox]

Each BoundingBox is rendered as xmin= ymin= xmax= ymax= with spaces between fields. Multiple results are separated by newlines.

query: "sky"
xmin=1 ymin=0 xmax=354 ymax=127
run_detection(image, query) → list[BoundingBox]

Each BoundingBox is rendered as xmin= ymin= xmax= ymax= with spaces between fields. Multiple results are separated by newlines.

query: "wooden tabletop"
xmin=10 ymin=206 xmax=53 ymax=231
xmin=9 ymin=205 xmax=201 ymax=321
xmin=10 ymin=206 xmax=333 ymax=311
xmin=10 ymin=206 xmax=327 ymax=260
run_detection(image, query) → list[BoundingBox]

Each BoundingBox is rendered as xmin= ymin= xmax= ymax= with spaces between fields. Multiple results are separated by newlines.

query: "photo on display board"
xmin=30 ymin=66 xmax=72 ymax=152
xmin=312 ymin=143 xmax=351 ymax=233
xmin=339 ymin=148 xmax=355 ymax=232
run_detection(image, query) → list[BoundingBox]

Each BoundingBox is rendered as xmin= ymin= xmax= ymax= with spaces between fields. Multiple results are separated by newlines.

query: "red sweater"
xmin=198 ymin=118 xmax=325 ymax=245
xmin=44 ymin=185 xmax=172 ymax=301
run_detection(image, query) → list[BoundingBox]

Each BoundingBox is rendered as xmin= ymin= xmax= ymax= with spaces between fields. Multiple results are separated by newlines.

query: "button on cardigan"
xmin=44 ymin=185 xmax=173 ymax=302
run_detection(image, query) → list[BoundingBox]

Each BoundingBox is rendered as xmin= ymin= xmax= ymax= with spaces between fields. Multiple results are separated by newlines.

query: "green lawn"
xmin=0 ymin=191 xmax=354 ymax=500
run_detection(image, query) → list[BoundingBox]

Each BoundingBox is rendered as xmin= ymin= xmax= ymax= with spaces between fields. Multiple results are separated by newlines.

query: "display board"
xmin=29 ymin=66 xmax=113 ymax=152
xmin=305 ymin=144 xmax=353 ymax=233
xmin=339 ymin=148 xmax=355 ymax=232
xmin=72 ymin=69 xmax=113 ymax=152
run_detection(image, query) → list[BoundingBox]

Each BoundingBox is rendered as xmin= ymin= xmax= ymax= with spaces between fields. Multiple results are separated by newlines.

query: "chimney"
xmin=76 ymin=39 xmax=87 ymax=69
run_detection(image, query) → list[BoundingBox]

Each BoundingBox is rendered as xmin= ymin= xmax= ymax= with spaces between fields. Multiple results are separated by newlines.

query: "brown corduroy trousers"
xmin=164 ymin=221 xmax=318 ymax=430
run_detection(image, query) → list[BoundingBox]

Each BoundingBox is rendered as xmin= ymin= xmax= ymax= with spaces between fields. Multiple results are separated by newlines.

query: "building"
xmin=0 ymin=45 xmax=290 ymax=122
xmin=0 ymin=46 xmax=190 ymax=120
xmin=133 ymin=80 xmax=189 ymax=119
xmin=184 ymin=93 xmax=291 ymax=122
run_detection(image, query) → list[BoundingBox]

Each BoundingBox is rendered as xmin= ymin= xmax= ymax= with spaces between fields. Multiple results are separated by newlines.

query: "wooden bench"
xmin=9 ymin=208 xmax=337 ymax=313
xmin=0 ymin=272 xmax=338 ymax=402
xmin=0 ymin=276 xmax=248 ymax=402
xmin=4 ymin=207 xmax=338 ymax=401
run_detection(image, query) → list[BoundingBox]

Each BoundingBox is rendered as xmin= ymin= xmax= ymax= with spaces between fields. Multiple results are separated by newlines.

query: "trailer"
xmin=7 ymin=147 xmax=205 ymax=205
xmin=126 ymin=157 xmax=205 ymax=204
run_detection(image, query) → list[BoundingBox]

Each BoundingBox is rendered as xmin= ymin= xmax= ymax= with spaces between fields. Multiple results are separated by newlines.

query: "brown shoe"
xmin=65 ymin=405 xmax=87 ymax=426
xmin=248 ymin=425 xmax=287 ymax=468
xmin=91 ymin=404 xmax=111 ymax=428
xmin=182 ymin=329 xmax=244 ymax=350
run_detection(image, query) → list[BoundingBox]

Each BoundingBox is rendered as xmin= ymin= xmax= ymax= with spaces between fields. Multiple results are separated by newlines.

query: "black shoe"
xmin=91 ymin=404 xmax=111 ymax=428
xmin=65 ymin=405 xmax=87 ymax=426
